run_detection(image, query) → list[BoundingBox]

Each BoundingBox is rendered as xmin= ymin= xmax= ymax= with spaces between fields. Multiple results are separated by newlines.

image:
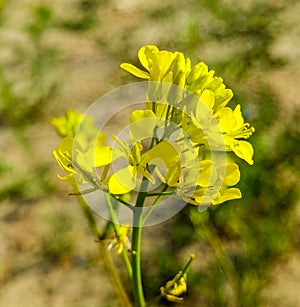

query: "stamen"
xmin=228 ymin=124 xmax=255 ymax=139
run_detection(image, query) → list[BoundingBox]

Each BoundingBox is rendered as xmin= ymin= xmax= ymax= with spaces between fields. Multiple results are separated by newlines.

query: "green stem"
xmin=164 ymin=104 xmax=172 ymax=131
xmin=131 ymin=182 xmax=148 ymax=307
xmin=112 ymin=193 xmax=135 ymax=208
xmin=142 ymin=185 xmax=170 ymax=225
xmin=76 ymin=195 xmax=132 ymax=307
xmin=132 ymin=215 xmax=145 ymax=307
xmin=149 ymin=125 xmax=159 ymax=149
xmin=145 ymin=190 xmax=174 ymax=197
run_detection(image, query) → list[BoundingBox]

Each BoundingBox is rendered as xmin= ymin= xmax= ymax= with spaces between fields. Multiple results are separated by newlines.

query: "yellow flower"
xmin=52 ymin=110 xmax=113 ymax=189
xmin=52 ymin=136 xmax=77 ymax=185
xmin=108 ymin=108 xmax=182 ymax=195
xmin=53 ymin=134 xmax=113 ymax=188
xmin=215 ymin=105 xmax=255 ymax=164
xmin=108 ymin=139 xmax=155 ymax=194
xmin=108 ymin=138 xmax=180 ymax=195
xmin=190 ymin=100 xmax=255 ymax=165
xmin=186 ymin=61 xmax=233 ymax=112
xmin=120 ymin=45 xmax=178 ymax=82
xmin=172 ymin=52 xmax=191 ymax=88
xmin=212 ymin=163 xmax=242 ymax=205
xmin=52 ymin=46 xmax=255 ymax=210
xmin=160 ymin=273 xmax=187 ymax=303
xmin=108 ymin=224 xmax=131 ymax=254
xmin=50 ymin=109 xmax=83 ymax=138
xmin=178 ymin=161 xmax=242 ymax=206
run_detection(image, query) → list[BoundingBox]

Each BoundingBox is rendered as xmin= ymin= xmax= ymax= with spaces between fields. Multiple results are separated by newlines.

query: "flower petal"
xmin=142 ymin=140 xmax=180 ymax=169
xmin=50 ymin=109 xmax=83 ymax=137
xmin=200 ymin=89 xmax=215 ymax=109
xmin=198 ymin=160 xmax=218 ymax=187
xmin=223 ymin=163 xmax=240 ymax=186
xmin=215 ymin=107 xmax=236 ymax=131
xmin=109 ymin=166 xmax=136 ymax=194
xmin=138 ymin=45 xmax=159 ymax=70
xmin=233 ymin=104 xmax=244 ymax=129
xmin=94 ymin=146 xmax=113 ymax=167
xmin=129 ymin=109 xmax=157 ymax=143
xmin=230 ymin=140 xmax=254 ymax=165
xmin=53 ymin=136 xmax=74 ymax=172
xmin=120 ymin=63 xmax=150 ymax=79
xmin=213 ymin=188 xmax=242 ymax=205
xmin=214 ymin=89 xmax=233 ymax=110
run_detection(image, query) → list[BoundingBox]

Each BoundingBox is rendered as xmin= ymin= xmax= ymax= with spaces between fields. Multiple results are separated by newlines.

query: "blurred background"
xmin=0 ymin=0 xmax=299 ymax=306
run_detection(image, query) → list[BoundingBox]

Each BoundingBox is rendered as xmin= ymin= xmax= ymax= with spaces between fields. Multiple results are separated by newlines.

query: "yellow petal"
xmin=185 ymin=118 xmax=205 ymax=143
xmin=198 ymin=160 xmax=218 ymax=187
xmin=94 ymin=146 xmax=113 ymax=167
xmin=160 ymin=288 xmax=184 ymax=303
xmin=214 ymin=88 xmax=233 ymax=110
xmin=230 ymin=140 xmax=254 ymax=165
xmin=109 ymin=166 xmax=136 ymax=194
xmin=233 ymin=104 xmax=244 ymax=129
xmin=200 ymin=89 xmax=215 ymax=109
xmin=53 ymin=136 xmax=74 ymax=172
xmin=173 ymin=52 xmax=187 ymax=86
xmin=77 ymin=145 xmax=112 ymax=171
xmin=215 ymin=107 xmax=236 ymax=131
xmin=129 ymin=109 xmax=157 ymax=143
xmin=161 ymin=273 xmax=187 ymax=303
xmin=165 ymin=162 xmax=180 ymax=187
xmin=162 ymin=70 xmax=173 ymax=84
xmin=57 ymin=136 xmax=74 ymax=154
xmin=187 ymin=62 xmax=208 ymax=85
xmin=50 ymin=109 xmax=83 ymax=137
xmin=96 ymin=131 xmax=107 ymax=146
xmin=120 ymin=63 xmax=150 ymax=79
xmin=156 ymin=50 xmax=176 ymax=79
xmin=142 ymin=140 xmax=180 ymax=169
xmin=223 ymin=163 xmax=240 ymax=186
xmin=213 ymin=188 xmax=242 ymax=205
xmin=193 ymin=188 xmax=217 ymax=205
xmin=130 ymin=109 xmax=156 ymax=123
xmin=57 ymin=173 xmax=76 ymax=185
xmin=138 ymin=45 xmax=159 ymax=70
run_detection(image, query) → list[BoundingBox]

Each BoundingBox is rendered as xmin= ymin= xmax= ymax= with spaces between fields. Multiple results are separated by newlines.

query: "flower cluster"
xmin=52 ymin=45 xmax=254 ymax=208
xmin=51 ymin=110 xmax=113 ymax=192
xmin=120 ymin=45 xmax=254 ymax=205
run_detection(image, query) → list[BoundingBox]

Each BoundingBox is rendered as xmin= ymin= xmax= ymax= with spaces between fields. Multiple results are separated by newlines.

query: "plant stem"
xmin=145 ymin=190 xmax=174 ymax=197
xmin=76 ymin=195 xmax=132 ymax=307
xmin=142 ymin=185 xmax=170 ymax=225
xmin=132 ymin=215 xmax=145 ymax=307
xmin=131 ymin=183 xmax=148 ymax=307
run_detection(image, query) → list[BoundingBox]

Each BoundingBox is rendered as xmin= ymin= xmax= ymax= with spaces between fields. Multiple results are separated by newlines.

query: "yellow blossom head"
xmin=52 ymin=45 xmax=255 ymax=219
